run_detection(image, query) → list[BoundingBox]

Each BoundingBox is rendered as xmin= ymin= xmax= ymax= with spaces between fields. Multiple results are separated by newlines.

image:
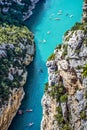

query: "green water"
xmin=9 ymin=0 xmax=83 ymax=130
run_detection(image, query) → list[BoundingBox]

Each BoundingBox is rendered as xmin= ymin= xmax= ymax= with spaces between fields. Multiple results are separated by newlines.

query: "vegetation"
xmin=0 ymin=24 xmax=33 ymax=45
xmin=76 ymin=65 xmax=83 ymax=70
xmin=75 ymin=49 xmax=81 ymax=54
xmin=44 ymin=82 xmax=49 ymax=92
xmin=85 ymin=0 xmax=87 ymax=3
xmin=64 ymin=30 xmax=69 ymax=36
xmin=0 ymin=25 xmax=33 ymax=106
xmin=55 ymin=44 xmax=62 ymax=50
xmin=64 ymin=22 xmax=87 ymax=39
xmin=47 ymin=53 xmax=55 ymax=61
xmin=85 ymin=92 xmax=87 ymax=99
xmin=82 ymin=64 xmax=87 ymax=77
xmin=61 ymin=124 xmax=72 ymax=130
xmin=80 ymin=111 xmax=87 ymax=119
xmin=60 ymin=94 xmax=68 ymax=103
xmin=70 ymin=22 xmax=87 ymax=31
xmin=62 ymin=44 xmax=68 ymax=57
xmin=44 ymin=80 xmax=67 ymax=102
xmin=83 ymin=37 xmax=87 ymax=46
xmin=54 ymin=106 xmax=64 ymax=124
xmin=54 ymin=103 xmax=72 ymax=130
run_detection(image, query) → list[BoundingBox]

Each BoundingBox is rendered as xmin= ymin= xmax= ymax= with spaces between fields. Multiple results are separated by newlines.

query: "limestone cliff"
xmin=0 ymin=88 xmax=24 ymax=130
xmin=0 ymin=25 xmax=35 ymax=130
xmin=0 ymin=0 xmax=40 ymax=22
xmin=41 ymin=1 xmax=87 ymax=130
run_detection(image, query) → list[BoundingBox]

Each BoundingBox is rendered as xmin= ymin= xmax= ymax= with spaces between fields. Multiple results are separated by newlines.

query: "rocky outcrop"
xmin=0 ymin=25 xmax=35 ymax=130
xmin=0 ymin=0 xmax=40 ymax=21
xmin=41 ymin=2 xmax=87 ymax=130
xmin=0 ymin=88 xmax=24 ymax=130
xmin=82 ymin=1 xmax=87 ymax=23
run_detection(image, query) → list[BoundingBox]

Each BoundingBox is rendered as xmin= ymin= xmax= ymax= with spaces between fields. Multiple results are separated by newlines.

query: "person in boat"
xmin=18 ymin=110 xmax=23 ymax=115
xmin=26 ymin=109 xmax=33 ymax=112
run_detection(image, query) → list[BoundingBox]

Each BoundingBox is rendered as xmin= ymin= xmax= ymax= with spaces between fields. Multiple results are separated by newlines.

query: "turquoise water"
xmin=9 ymin=0 xmax=83 ymax=130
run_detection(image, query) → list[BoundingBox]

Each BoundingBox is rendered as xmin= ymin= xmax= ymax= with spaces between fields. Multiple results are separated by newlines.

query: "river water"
xmin=9 ymin=0 xmax=83 ymax=130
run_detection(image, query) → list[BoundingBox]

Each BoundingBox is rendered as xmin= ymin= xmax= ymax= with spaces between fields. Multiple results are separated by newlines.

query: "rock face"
xmin=82 ymin=1 xmax=87 ymax=23
xmin=0 ymin=88 xmax=24 ymax=130
xmin=0 ymin=0 xmax=40 ymax=21
xmin=41 ymin=2 xmax=87 ymax=130
xmin=0 ymin=26 xmax=35 ymax=130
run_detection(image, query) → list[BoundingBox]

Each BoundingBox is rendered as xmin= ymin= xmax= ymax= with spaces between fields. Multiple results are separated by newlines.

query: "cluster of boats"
xmin=41 ymin=10 xmax=73 ymax=44
xmin=50 ymin=10 xmax=73 ymax=21
xmin=18 ymin=109 xmax=34 ymax=127
xmin=18 ymin=109 xmax=33 ymax=114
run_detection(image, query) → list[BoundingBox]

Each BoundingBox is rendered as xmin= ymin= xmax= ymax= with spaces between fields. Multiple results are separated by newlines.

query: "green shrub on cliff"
xmin=60 ymin=94 xmax=68 ymax=103
xmin=0 ymin=24 xmax=34 ymax=105
xmin=85 ymin=0 xmax=87 ymax=3
xmin=44 ymin=82 xmax=49 ymax=92
xmin=80 ymin=111 xmax=87 ymax=119
xmin=83 ymin=37 xmax=87 ymax=46
xmin=62 ymin=44 xmax=68 ymax=57
xmin=62 ymin=124 xmax=71 ymax=130
xmin=55 ymin=44 xmax=62 ymax=50
xmin=47 ymin=53 xmax=55 ymax=61
xmin=0 ymin=24 xmax=33 ymax=45
xmin=82 ymin=64 xmax=87 ymax=77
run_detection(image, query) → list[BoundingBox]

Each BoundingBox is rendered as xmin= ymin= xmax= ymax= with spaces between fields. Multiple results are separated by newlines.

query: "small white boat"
xmin=26 ymin=109 xmax=33 ymax=112
xmin=54 ymin=18 xmax=61 ymax=20
xmin=47 ymin=31 xmax=51 ymax=34
xmin=69 ymin=15 xmax=73 ymax=18
xmin=43 ymin=39 xmax=46 ymax=43
xmin=59 ymin=10 xmax=62 ymax=12
xmin=57 ymin=12 xmax=62 ymax=15
xmin=28 ymin=122 xmax=34 ymax=126
xmin=57 ymin=10 xmax=62 ymax=15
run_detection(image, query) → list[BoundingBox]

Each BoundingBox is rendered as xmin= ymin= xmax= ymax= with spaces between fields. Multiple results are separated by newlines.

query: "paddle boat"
xmin=26 ymin=109 xmax=33 ymax=112
xmin=28 ymin=122 xmax=34 ymax=126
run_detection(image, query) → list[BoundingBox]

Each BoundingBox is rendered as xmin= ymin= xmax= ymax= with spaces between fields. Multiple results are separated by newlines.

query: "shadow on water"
xmin=9 ymin=44 xmax=47 ymax=130
xmin=25 ymin=0 xmax=46 ymax=31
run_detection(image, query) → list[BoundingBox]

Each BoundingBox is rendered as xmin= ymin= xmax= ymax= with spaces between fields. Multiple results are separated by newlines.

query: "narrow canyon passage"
xmin=9 ymin=0 xmax=83 ymax=130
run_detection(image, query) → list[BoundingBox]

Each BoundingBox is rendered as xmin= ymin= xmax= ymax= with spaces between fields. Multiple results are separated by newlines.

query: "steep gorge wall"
xmin=0 ymin=25 xmax=35 ymax=129
xmin=41 ymin=1 xmax=87 ymax=130
xmin=0 ymin=0 xmax=41 ymax=129
xmin=0 ymin=88 xmax=24 ymax=130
